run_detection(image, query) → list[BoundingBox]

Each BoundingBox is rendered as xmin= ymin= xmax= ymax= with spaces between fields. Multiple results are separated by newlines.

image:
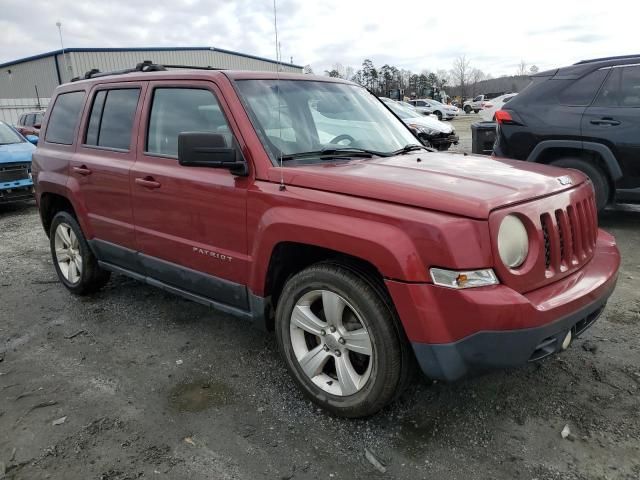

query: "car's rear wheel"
xmin=50 ymin=211 xmax=110 ymax=295
xmin=464 ymin=105 xmax=472 ymax=114
xmin=275 ymin=263 xmax=407 ymax=417
xmin=550 ymin=158 xmax=610 ymax=212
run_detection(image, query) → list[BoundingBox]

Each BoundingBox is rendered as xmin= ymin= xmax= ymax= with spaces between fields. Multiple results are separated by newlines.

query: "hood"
xmin=0 ymin=141 xmax=35 ymax=164
xmin=269 ymin=152 xmax=586 ymax=219
xmin=406 ymin=115 xmax=453 ymax=134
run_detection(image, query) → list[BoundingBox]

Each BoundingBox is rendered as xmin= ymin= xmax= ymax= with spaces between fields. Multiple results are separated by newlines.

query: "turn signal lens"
xmin=430 ymin=268 xmax=499 ymax=289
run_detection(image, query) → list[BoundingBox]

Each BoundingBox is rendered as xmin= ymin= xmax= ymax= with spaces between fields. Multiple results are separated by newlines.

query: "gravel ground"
xmin=1 ymin=200 xmax=639 ymax=480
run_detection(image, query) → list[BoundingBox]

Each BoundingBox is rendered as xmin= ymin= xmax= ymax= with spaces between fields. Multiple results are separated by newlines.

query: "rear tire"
xmin=275 ymin=263 xmax=408 ymax=417
xmin=550 ymin=158 xmax=610 ymax=212
xmin=50 ymin=211 xmax=110 ymax=295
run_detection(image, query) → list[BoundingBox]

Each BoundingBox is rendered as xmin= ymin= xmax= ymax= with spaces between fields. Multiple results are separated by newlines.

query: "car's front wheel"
xmin=551 ymin=158 xmax=610 ymax=212
xmin=434 ymin=110 xmax=443 ymax=121
xmin=464 ymin=105 xmax=472 ymax=114
xmin=275 ymin=263 xmax=408 ymax=417
xmin=50 ymin=211 xmax=110 ymax=295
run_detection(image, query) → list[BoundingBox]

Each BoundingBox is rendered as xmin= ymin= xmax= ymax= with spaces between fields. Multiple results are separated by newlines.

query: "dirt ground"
xmin=1 ymin=200 xmax=639 ymax=480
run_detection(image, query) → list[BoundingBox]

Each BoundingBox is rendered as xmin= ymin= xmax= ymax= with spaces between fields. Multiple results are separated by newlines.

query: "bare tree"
xmin=450 ymin=55 xmax=471 ymax=98
xmin=516 ymin=60 xmax=528 ymax=76
xmin=469 ymin=68 xmax=486 ymax=96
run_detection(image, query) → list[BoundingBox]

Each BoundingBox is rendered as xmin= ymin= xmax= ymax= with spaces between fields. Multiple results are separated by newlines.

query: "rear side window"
xmin=146 ymin=88 xmax=231 ymax=157
xmin=45 ymin=91 xmax=85 ymax=145
xmin=85 ymin=88 xmax=140 ymax=150
xmin=594 ymin=65 xmax=640 ymax=107
xmin=559 ymin=69 xmax=608 ymax=106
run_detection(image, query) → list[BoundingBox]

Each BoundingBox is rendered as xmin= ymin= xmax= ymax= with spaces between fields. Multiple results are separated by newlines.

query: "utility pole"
xmin=56 ymin=21 xmax=71 ymax=81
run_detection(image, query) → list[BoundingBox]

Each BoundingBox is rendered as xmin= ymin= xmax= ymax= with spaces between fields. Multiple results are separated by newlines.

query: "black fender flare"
xmin=526 ymin=140 xmax=622 ymax=181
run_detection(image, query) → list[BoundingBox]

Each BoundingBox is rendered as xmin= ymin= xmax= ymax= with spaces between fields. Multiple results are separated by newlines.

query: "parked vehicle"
xmin=16 ymin=111 xmax=45 ymax=137
xmin=33 ymin=63 xmax=620 ymax=417
xmin=464 ymin=93 xmax=508 ymax=114
xmin=480 ymin=93 xmax=518 ymax=121
xmin=381 ymin=98 xmax=458 ymax=150
xmin=495 ymin=54 xmax=640 ymax=211
xmin=408 ymin=99 xmax=459 ymax=120
xmin=0 ymin=120 xmax=36 ymax=203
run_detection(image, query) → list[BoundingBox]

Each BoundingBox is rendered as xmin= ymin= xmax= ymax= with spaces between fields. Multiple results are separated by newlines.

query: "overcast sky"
xmin=0 ymin=0 xmax=636 ymax=77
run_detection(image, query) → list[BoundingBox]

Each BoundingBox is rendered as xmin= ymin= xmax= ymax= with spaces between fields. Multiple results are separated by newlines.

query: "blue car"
xmin=0 ymin=120 xmax=38 ymax=204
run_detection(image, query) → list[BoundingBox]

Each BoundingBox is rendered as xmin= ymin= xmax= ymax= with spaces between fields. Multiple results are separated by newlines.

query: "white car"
xmin=480 ymin=93 xmax=518 ymax=121
xmin=381 ymin=99 xmax=459 ymax=150
xmin=408 ymin=99 xmax=459 ymax=121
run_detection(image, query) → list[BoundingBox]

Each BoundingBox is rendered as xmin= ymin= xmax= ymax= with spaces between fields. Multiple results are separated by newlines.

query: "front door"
xmin=582 ymin=64 xmax=640 ymax=194
xmin=131 ymin=81 xmax=250 ymax=309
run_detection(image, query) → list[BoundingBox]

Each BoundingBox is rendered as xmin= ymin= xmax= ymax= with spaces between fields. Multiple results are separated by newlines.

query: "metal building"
xmin=0 ymin=47 xmax=303 ymax=124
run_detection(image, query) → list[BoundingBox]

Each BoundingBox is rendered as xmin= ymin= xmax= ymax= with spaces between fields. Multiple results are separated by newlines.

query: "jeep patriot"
xmin=32 ymin=63 xmax=620 ymax=417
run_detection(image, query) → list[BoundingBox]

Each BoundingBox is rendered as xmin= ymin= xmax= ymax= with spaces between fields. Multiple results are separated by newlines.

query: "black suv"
xmin=494 ymin=54 xmax=640 ymax=211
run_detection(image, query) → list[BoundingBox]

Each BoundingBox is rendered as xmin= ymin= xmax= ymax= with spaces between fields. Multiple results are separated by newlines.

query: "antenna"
xmin=273 ymin=0 xmax=286 ymax=191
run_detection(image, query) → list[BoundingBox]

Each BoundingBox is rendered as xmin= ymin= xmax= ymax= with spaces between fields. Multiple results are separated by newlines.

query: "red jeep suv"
xmin=32 ymin=63 xmax=620 ymax=417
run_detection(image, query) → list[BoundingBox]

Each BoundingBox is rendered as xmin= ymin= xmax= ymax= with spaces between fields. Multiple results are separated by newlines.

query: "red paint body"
xmin=32 ymin=71 xmax=620 ymax=350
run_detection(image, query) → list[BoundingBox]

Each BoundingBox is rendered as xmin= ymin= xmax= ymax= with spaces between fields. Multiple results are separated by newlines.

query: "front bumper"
xmin=385 ymin=230 xmax=620 ymax=381
xmin=0 ymin=179 xmax=34 ymax=203
xmin=426 ymin=133 xmax=459 ymax=147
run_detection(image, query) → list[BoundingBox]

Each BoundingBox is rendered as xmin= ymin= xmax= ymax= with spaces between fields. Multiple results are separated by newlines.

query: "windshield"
xmin=0 ymin=122 xmax=23 ymax=145
xmin=235 ymin=80 xmax=417 ymax=163
xmin=385 ymin=101 xmax=419 ymax=119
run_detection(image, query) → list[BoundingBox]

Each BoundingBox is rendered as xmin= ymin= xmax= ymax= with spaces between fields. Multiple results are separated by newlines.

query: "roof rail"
xmin=574 ymin=54 xmax=640 ymax=65
xmin=71 ymin=60 xmax=224 ymax=82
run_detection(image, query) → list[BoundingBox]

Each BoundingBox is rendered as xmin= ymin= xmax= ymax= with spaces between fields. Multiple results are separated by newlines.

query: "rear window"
xmin=45 ymin=91 xmax=85 ymax=145
xmin=85 ymin=88 xmax=140 ymax=150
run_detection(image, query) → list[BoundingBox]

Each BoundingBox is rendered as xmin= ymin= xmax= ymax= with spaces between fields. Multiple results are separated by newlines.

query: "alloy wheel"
xmin=289 ymin=289 xmax=373 ymax=396
xmin=54 ymin=222 xmax=82 ymax=284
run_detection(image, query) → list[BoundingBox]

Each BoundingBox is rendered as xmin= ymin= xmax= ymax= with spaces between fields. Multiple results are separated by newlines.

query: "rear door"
xmin=71 ymin=82 xmax=145 ymax=264
xmin=582 ymin=64 xmax=640 ymax=192
xmin=131 ymin=81 xmax=250 ymax=309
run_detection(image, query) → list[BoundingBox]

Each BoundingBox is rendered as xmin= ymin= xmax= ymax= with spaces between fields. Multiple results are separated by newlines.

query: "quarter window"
xmin=45 ymin=91 xmax=85 ymax=145
xmin=559 ymin=69 xmax=608 ymax=106
xmin=85 ymin=88 xmax=140 ymax=150
xmin=146 ymin=88 xmax=231 ymax=157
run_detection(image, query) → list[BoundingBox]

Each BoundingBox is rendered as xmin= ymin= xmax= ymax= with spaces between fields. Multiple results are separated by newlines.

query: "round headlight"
xmin=498 ymin=215 xmax=529 ymax=268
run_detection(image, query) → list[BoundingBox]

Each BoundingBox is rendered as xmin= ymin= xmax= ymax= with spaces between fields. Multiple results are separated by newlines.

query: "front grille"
xmin=0 ymin=163 xmax=30 ymax=183
xmin=539 ymin=195 xmax=598 ymax=273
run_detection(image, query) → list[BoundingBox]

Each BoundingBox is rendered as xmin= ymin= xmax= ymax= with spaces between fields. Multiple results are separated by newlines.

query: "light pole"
xmin=56 ymin=21 xmax=71 ymax=81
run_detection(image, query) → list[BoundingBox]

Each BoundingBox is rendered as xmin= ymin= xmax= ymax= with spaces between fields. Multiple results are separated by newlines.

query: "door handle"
xmin=135 ymin=176 xmax=161 ymax=189
xmin=72 ymin=165 xmax=92 ymax=176
xmin=590 ymin=118 xmax=620 ymax=126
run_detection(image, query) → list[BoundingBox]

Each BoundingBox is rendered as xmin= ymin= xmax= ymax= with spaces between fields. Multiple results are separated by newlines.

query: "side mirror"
xmin=178 ymin=132 xmax=247 ymax=175
xmin=26 ymin=135 xmax=38 ymax=145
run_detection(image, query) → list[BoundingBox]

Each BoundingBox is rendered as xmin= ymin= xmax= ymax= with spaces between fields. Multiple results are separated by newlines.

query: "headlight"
xmin=430 ymin=268 xmax=499 ymax=289
xmin=408 ymin=123 xmax=439 ymax=136
xmin=497 ymin=215 xmax=529 ymax=268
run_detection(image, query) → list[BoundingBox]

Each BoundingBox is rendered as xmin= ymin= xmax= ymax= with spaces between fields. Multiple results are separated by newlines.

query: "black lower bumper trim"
xmin=411 ymin=282 xmax=615 ymax=382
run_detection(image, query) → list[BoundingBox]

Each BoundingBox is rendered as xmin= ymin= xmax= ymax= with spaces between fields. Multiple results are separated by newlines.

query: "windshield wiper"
xmin=389 ymin=144 xmax=430 ymax=155
xmin=280 ymin=147 xmax=389 ymax=161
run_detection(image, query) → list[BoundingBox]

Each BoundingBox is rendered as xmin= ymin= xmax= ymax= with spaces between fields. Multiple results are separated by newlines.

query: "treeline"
xmin=302 ymin=56 xmax=539 ymax=99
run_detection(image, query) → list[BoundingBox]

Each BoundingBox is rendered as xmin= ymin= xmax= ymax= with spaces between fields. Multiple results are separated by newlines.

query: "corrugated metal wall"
xmin=0 ymin=56 xmax=60 ymax=101
xmin=0 ymin=98 xmax=50 ymax=124
xmin=0 ymin=49 xmax=302 ymax=100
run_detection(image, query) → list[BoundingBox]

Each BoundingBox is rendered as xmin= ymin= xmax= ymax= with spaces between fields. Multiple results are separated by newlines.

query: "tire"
xmin=473 ymin=109 xmax=480 ymax=114
xmin=275 ymin=263 xmax=407 ymax=417
xmin=434 ymin=110 xmax=443 ymax=121
xmin=464 ymin=105 xmax=472 ymax=114
xmin=49 ymin=211 xmax=110 ymax=295
xmin=550 ymin=158 xmax=610 ymax=212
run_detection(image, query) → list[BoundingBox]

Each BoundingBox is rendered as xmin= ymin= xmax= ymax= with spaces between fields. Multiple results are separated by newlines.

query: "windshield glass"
xmin=0 ymin=122 xmax=23 ymax=145
xmin=386 ymin=102 xmax=419 ymax=119
xmin=235 ymin=80 xmax=417 ymax=163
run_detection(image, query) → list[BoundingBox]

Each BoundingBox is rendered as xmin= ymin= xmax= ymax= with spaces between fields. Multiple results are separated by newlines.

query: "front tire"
xmin=464 ymin=105 xmax=472 ymax=114
xmin=275 ymin=263 xmax=406 ymax=417
xmin=473 ymin=109 xmax=480 ymax=114
xmin=550 ymin=158 xmax=610 ymax=212
xmin=50 ymin=211 xmax=110 ymax=295
xmin=434 ymin=110 xmax=443 ymax=121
